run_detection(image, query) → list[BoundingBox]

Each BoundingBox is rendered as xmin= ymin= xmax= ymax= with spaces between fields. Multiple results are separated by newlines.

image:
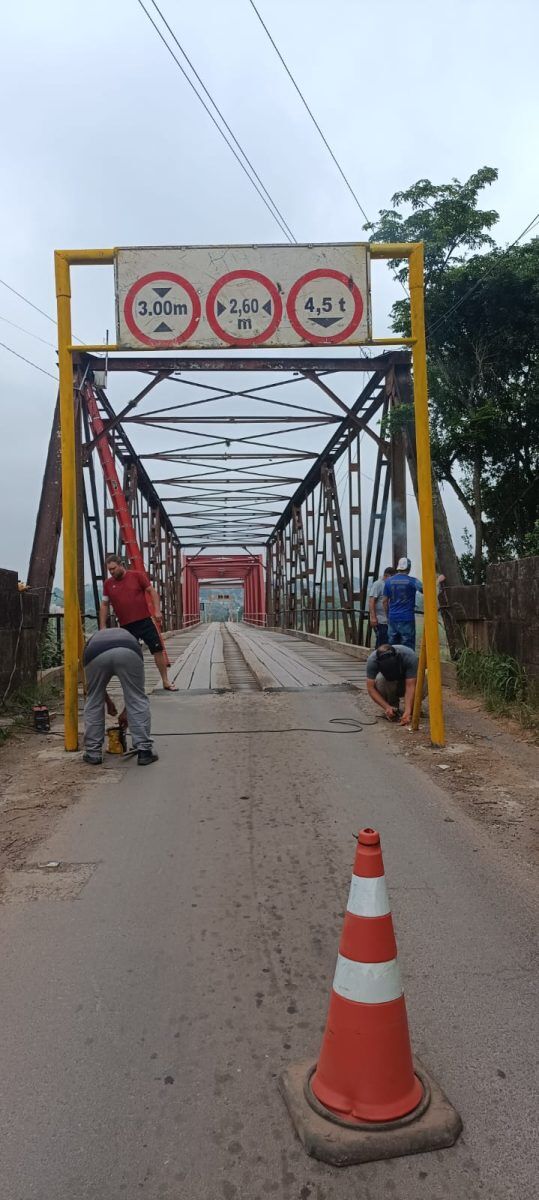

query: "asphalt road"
xmin=0 ymin=686 xmax=537 ymax=1199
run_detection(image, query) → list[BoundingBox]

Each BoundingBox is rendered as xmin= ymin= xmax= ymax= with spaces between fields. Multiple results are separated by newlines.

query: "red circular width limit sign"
xmin=286 ymin=268 xmax=364 ymax=346
xmin=206 ymin=270 xmax=283 ymax=347
xmin=123 ymin=271 xmax=201 ymax=348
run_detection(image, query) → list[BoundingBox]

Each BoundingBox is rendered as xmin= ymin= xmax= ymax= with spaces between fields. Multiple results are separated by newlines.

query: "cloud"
xmin=1 ymin=0 xmax=535 ymax=576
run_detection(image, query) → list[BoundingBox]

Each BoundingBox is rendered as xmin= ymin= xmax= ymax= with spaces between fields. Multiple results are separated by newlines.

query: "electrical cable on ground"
xmin=135 ymin=0 xmax=296 ymax=243
xmin=32 ymin=715 xmax=378 ymax=739
xmin=141 ymin=715 xmax=376 ymax=734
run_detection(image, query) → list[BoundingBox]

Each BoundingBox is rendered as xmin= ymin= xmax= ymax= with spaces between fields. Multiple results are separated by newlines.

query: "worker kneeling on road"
xmin=82 ymin=627 xmax=158 ymax=767
xmin=365 ymin=643 xmax=420 ymax=727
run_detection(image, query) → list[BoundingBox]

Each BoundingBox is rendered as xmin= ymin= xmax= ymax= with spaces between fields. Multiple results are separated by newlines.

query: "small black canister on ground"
xmin=33 ymin=705 xmax=51 ymax=733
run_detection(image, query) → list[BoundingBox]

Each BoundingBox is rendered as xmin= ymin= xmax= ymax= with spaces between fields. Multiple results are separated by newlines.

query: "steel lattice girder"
xmin=83 ymin=351 xmax=411 ymax=640
xmin=265 ymin=364 xmax=406 ymax=643
xmin=77 ymin=351 xmax=410 ymax=561
xmin=182 ymin=553 xmax=265 ymax=626
xmin=81 ymin=383 xmax=183 ymax=630
xmin=33 ymin=348 xmax=462 ymax=647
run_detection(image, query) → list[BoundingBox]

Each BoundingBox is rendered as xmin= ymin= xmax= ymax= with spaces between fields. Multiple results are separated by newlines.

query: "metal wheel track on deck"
xmin=221 ymin=624 xmax=261 ymax=691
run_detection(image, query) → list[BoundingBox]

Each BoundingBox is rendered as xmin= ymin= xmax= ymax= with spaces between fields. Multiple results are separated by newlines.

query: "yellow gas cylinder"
xmin=107 ymin=726 xmax=125 ymax=754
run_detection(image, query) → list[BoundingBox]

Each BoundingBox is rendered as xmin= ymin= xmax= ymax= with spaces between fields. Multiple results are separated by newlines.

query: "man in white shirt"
xmin=368 ymin=566 xmax=394 ymax=647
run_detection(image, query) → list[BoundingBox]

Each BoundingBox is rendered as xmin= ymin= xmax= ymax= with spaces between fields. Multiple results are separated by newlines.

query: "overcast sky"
xmin=1 ymin=0 xmax=537 ymax=578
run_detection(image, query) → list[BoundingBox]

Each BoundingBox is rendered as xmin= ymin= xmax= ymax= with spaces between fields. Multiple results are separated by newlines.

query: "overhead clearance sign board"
xmin=115 ymin=243 xmax=371 ymax=351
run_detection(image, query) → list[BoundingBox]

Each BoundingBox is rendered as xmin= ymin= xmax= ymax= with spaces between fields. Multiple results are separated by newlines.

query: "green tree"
xmin=522 ymin=520 xmax=539 ymax=557
xmin=368 ymin=168 xmax=539 ymax=581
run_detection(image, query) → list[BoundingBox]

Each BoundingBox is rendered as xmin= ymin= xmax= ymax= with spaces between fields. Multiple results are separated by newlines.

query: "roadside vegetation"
xmin=39 ymin=622 xmax=63 ymax=669
xmin=0 ymin=676 xmax=63 ymax=746
xmin=456 ymin=647 xmax=538 ymax=732
xmin=368 ymin=166 xmax=538 ymax=584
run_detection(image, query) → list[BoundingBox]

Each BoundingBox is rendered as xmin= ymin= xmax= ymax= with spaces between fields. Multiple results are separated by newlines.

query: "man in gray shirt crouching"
xmin=365 ymin=643 xmax=420 ymax=727
xmin=82 ymin=627 xmax=158 ymax=766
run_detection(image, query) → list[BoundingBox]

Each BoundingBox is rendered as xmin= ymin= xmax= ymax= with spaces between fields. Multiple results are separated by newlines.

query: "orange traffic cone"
xmin=311 ymin=826 xmax=421 ymax=1122
xmin=280 ymin=826 xmax=462 ymax=1164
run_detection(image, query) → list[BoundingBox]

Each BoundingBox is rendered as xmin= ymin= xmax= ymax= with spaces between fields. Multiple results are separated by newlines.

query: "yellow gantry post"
xmin=408 ymin=244 xmax=445 ymax=746
xmin=370 ymin=242 xmax=445 ymax=746
xmin=55 ymin=252 xmax=79 ymax=750
xmin=54 ymin=247 xmax=115 ymax=751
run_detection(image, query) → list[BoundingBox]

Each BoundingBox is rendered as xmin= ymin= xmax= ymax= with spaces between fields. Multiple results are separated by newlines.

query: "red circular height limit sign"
xmin=123 ymin=271 xmax=201 ymax=348
xmin=286 ymin=268 xmax=364 ymax=345
xmin=206 ymin=269 xmax=283 ymax=346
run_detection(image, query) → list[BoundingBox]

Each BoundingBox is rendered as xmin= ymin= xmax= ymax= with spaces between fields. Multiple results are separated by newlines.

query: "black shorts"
xmin=122 ymin=617 xmax=162 ymax=655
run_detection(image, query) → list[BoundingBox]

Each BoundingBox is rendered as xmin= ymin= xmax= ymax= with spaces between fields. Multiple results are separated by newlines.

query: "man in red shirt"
xmin=99 ymin=553 xmax=177 ymax=690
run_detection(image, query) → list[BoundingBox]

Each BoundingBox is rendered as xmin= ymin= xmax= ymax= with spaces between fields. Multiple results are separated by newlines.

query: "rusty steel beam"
xmin=358 ymin=391 xmax=391 ymax=643
xmin=27 ymin=395 xmax=62 ymax=623
xmin=264 ymin=358 xmax=414 ymax=645
xmin=269 ymin=371 xmax=386 ymax=539
xmin=300 ymin=369 xmax=388 ymax=451
xmin=75 ymin=395 xmax=85 ymax=619
xmin=78 ymin=387 xmax=184 ymax=630
xmin=321 ymin=464 xmax=357 ymax=644
xmin=147 ymin=470 xmax=309 ymax=480
xmin=79 ymin=352 xmax=411 ymax=374
xmin=95 ymin=387 xmax=179 ymax=543
xmin=387 ymin=368 xmax=407 ymax=566
xmin=392 ymin=365 xmax=463 ymax=588
xmin=141 ymin=452 xmax=317 ymax=461
xmin=84 ymin=372 xmax=171 ymax=452
xmin=81 ymin=399 xmax=106 ymax=608
xmin=127 ymin=415 xmax=340 ymax=425
xmin=180 ymin=541 xmax=267 ymax=547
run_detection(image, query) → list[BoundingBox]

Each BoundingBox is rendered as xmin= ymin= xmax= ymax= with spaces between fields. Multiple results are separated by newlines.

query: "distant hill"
xmin=51 ymin=584 xmax=100 ymax=615
xmin=199 ymin=584 xmax=242 ymax=621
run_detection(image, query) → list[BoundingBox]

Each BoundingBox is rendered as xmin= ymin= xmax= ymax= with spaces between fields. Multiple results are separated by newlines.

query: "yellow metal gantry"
xmin=55 ymin=243 xmax=445 ymax=750
xmin=371 ymin=243 xmax=445 ymax=748
xmin=54 ymin=249 xmax=115 ymax=750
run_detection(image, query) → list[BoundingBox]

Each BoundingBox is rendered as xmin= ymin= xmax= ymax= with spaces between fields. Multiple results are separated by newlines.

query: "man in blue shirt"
xmin=383 ymin=557 xmax=423 ymax=650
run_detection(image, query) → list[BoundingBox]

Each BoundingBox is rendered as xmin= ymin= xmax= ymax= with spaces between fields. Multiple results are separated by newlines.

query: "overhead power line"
xmin=247 ymin=1 xmax=410 ymax=308
xmin=135 ymin=0 xmax=297 ymax=243
xmin=145 ymin=0 xmax=296 ymax=242
xmin=0 ymin=276 xmax=84 ymax=344
xmin=0 ymin=340 xmax=58 ymax=381
xmin=0 ymin=314 xmax=56 ymax=348
xmin=0 ymin=276 xmax=59 ymax=328
xmin=248 ymin=0 xmax=371 ymax=227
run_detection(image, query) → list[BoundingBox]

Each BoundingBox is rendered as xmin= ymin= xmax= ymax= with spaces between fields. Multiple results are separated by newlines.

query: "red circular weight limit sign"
xmin=206 ymin=269 xmax=283 ymax=346
xmin=286 ymin=268 xmax=364 ymax=346
xmin=123 ymin=271 xmax=201 ymax=348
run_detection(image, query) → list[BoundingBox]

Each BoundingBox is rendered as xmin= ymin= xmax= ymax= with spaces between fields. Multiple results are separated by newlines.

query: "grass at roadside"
xmin=0 ymin=678 xmax=64 ymax=746
xmin=456 ymin=647 xmax=538 ymax=734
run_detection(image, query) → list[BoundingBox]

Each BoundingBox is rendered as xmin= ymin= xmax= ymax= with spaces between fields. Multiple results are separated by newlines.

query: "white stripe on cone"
xmin=347 ymin=873 xmax=390 ymax=918
xmin=332 ymin=952 xmax=403 ymax=1004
